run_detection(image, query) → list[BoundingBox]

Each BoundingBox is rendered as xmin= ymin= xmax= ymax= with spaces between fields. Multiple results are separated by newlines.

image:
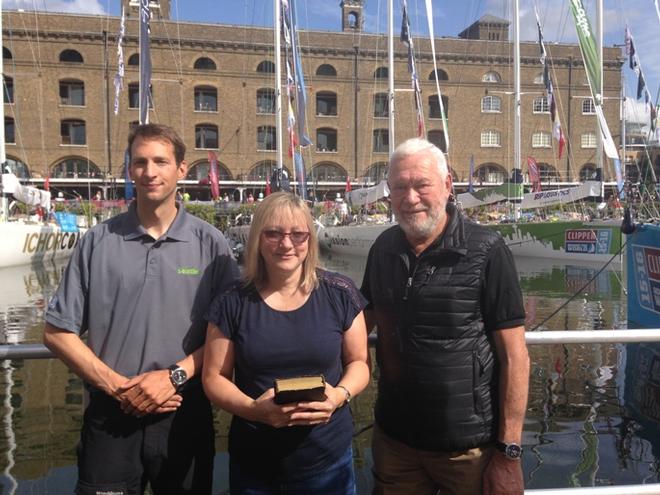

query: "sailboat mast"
xmin=0 ymin=0 xmax=5 ymax=165
xmin=388 ymin=0 xmax=395 ymax=154
xmin=596 ymin=0 xmax=603 ymax=175
xmin=513 ymin=0 xmax=521 ymax=219
xmin=274 ymin=0 xmax=284 ymax=170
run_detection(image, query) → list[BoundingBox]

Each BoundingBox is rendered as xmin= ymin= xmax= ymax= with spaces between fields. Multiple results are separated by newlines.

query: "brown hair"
xmin=127 ymin=123 xmax=186 ymax=165
xmin=243 ymin=192 xmax=319 ymax=292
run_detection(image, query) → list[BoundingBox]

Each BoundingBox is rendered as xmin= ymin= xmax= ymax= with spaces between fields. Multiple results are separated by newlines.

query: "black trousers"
xmin=75 ymin=386 xmax=214 ymax=495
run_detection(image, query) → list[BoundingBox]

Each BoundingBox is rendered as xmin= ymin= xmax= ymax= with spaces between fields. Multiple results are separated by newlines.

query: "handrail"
xmin=525 ymin=486 xmax=660 ymax=494
xmin=2 ymin=329 xmax=660 ymax=360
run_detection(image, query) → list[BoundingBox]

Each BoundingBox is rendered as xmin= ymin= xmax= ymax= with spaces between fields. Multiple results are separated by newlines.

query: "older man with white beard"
xmin=361 ymin=138 xmax=530 ymax=495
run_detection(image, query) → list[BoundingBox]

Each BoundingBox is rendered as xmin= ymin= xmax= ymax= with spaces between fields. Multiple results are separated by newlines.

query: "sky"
xmin=4 ymin=0 xmax=659 ymax=109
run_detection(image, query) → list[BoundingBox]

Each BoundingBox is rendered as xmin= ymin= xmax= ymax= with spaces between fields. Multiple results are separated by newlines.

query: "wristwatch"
xmin=168 ymin=364 xmax=188 ymax=390
xmin=495 ymin=441 xmax=523 ymax=460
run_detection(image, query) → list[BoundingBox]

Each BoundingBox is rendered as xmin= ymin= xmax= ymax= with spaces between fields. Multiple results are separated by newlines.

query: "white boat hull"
xmin=0 ymin=221 xmax=85 ymax=268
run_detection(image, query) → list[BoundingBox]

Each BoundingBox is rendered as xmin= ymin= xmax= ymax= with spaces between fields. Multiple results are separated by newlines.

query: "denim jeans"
xmin=229 ymin=446 xmax=356 ymax=495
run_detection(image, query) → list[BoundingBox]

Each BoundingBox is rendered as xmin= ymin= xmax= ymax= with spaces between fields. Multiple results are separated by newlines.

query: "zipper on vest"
xmin=403 ymin=276 xmax=413 ymax=300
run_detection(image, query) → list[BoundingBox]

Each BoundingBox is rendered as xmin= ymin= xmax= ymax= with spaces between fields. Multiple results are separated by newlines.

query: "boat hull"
xmin=626 ymin=223 xmax=660 ymax=329
xmin=0 ymin=221 xmax=84 ymax=268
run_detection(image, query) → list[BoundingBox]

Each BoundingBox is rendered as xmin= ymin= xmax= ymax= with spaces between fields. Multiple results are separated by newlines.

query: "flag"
xmin=208 ymin=151 xmax=220 ymax=200
xmin=265 ymin=175 xmax=271 ymax=196
xmin=625 ymin=26 xmax=655 ymax=131
xmin=553 ymin=119 xmax=566 ymax=159
xmin=44 ymin=174 xmax=50 ymax=192
xmin=293 ymin=152 xmax=307 ymax=200
xmin=124 ymin=149 xmax=133 ymax=201
xmin=527 ymin=156 xmax=541 ymax=192
xmin=113 ymin=6 xmax=125 ymax=115
xmin=468 ymin=155 xmax=474 ymax=193
xmin=138 ymin=0 xmax=152 ymax=125
xmin=345 ymin=176 xmax=352 ymax=193
xmin=613 ymin=158 xmax=625 ymax=199
xmin=656 ymin=0 xmax=660 ymax=25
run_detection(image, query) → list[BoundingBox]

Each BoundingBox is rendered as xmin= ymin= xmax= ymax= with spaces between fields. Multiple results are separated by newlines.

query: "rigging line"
xmin=530 ymin=241 xmax=626 ymax=332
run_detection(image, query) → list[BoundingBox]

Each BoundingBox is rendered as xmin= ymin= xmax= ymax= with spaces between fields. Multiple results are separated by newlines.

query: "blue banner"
xmin=54 ymin=212 xmax=79 ymax=233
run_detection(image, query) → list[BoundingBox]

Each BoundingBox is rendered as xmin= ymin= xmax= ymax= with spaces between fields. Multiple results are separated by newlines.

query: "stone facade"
xmin=2 ymin=7 xmax=623 ymax=194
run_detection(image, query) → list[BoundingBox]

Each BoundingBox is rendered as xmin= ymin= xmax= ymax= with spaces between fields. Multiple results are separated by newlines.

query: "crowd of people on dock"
xmin=42 ymin=124 xmax=529 ymax=495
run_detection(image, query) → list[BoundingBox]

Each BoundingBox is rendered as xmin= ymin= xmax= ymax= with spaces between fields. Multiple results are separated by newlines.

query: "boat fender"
xmin=620 ymin=207 xmax=636 ymax=235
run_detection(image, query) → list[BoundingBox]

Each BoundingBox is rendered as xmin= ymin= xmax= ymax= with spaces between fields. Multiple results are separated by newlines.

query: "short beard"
xmin=397 ymin=205 xmax=445 ymax=240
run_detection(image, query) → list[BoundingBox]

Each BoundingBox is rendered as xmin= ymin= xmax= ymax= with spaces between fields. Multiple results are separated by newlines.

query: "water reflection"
xmin=0 ymin=254 xmax=657 ymax=493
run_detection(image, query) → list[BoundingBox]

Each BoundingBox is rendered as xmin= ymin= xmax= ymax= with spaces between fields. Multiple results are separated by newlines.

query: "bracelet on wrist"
xmin=336 ymin=385 xmax=352 ymax=405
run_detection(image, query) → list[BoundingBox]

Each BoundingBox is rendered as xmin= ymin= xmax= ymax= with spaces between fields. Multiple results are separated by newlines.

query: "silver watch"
xmin=495 ymin=441 xmax=523 ymax=460
xmin=168 ymin=364 xmax=188 ymax=390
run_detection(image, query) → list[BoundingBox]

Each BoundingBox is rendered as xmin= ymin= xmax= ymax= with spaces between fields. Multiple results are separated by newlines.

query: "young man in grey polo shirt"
xmin=43 ymin=124 xmax=239 ymax=495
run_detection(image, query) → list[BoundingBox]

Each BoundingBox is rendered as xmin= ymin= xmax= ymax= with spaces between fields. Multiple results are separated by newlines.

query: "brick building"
xmin=1 ymin=0 xmax=624 ymax=199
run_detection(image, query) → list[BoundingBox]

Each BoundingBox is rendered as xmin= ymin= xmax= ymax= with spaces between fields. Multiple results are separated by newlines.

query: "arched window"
xmin=429 ymin=69 xmax=448 ymax=81
xmin=533 ymin=72 xmax=544 ymax=84
xmin=128 ymin=53 xmax=139 ymax=66
xmin=257 ymin=125 xmax=276 ymax=151
xmin=128 ymin=83 xmax=153 ymax=109
xmin=5 ymin=117 xmax=15 ymax=144
xmin=186 ymin=160 xmax=232 ymax=181
xmin=582 ymin=99 xmax=595 ymax=114
xmin=373 ymin=129 xmax=389 ymax=152
xmin=579 ymin=163 xmax=597 ymax=181
xmin=480 ymin=130 xmax=501 ymax=147
xmin=311 ymin=162 xmax=347 ymax=182
xmin=428 ymin=95 xmax=449 ymax=119
xmin=248 ymin=160 xmax=290 ymax=181
xmin=5 ymin=157 xmax=29 ymax=178
xmin=366 ymin=162 xmax=388 ymax=182
xmin=316 ymin=64 xmax=337 ymax=76
xmin=257 ymin=60 xmax=275 ymax=73
xmin=195 ymin=124 xmax=219 ymax=149
xmin=4 ymin=76 xmax=13 ymax=104
xmin=532 ymin=132 xmax=551 ymax=148
xmin=347 ymin=12 xmax=358 ymax=28
xmin=59 ymin=49 xmax=83 ymax=63
xmin=316 ymin=91 xmax=337 ymax=116
xmin=256 ymin=88 xmax=275 ymax=114
xmin=427 ymin=130 xmax=447 ymax=153
xmin=475 ymin=163 xmax=506 ymax=183
xmin=374 ymin=67 xmax=388 ymax=79
xmin=52 ymin=158 xmax=101 ymax=178
xmin=581 ymin=132 xmax=597 ymax=148
xmin=61 ymin=119 xmax=86 ymax=145
xmin=316 ymin=128 xmax=337 ymax=152
xmin=481 ymin=95 xmax=501 ymax=113
xmin=3 ymin=47 xmax=12 ymax=59
xmin=538 ymin=163 xmax=560 ymax=182
xmin=533 ymin=96 xmax=549 ymax=113
xmin=194 ymin=86 xmax=217 ymax=112
xmin=194 ymin=57 xmax=217 ymax=70
xmin=482 ymin=71 xmax=501 ymax=83
xmin=60 ymin=79 xmax=85 ymax=106
xmin=374 ymin=93 xmax=388 ymax=118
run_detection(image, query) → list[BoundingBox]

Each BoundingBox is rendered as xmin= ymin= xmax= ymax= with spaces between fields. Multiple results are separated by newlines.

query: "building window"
xmin=186 ymin=160 xmax=232 ymax=181
xmin=374 ymin=93 xmax=388 ymax=118
xmin=581 ymin=132 xmax=597 ymax=148
xmin=257 ymin=60 xmax=275 ymax=73
xmin=480 ymin=130 xmax=501 ymax=147
xmin=311 ymin=163 xmax=347 ymax=181
xmin=256 ymin=88 xmax=275 ymax=114
xmin=195 ymin=124 xmax=219 ymax=149
xmin=539 ymin=163 xmax=560 ymax=182
xmin=3 ymin=47 xmax=12 ymax=59
xmin=248 ymin=160 xmax=290 ymax=180
xmin=316 ymin=91 xmax=337 ymax=116
xmin=373 ymin=129 xmax=389 ymax=152
xmin=475 ymin=163 xmax=506 ymax=183
xmin=374 ymin=67 xmax=388 ymax=79
xmin=5 ymin=157 xmax=29 ymax=178
xmin=60 ymin=119 xmax=86 ymax=145
xmin=482 ymin=71 xmax=501 ymax=83
xmin=194 ymin=86 xmax=217 ymax=112
xmin=481 ymin=95 xmax=501 ymax=113
xmin=257 ymin=125 xmax=276 ymax=151
xmin=579 ymin=163 xmax=597 ymax=181
xmin=533 ymin=72 xmax=544 ymax=84
xmin=194 ymin=57 xmax=217 ymax=70
xmin=52 ymin=158 xmax=101 ymax=178
xmin=428 ymin=95 xmax=449 ymax=119
xmin=316 ymin=128 xmax=337 ymax=152
xmin=429 ymin=69 xmax=448 ymax=81
xmin=316 ymin=64 xmax=337 ymax=76
xmin=582 ymin=99 xmax=595 ymax=114
xmin=60 ymin=80 xmax=85 ymax=106
xmin=129 ymin=120 xmax=140 ymax=131
xmin=5 ymin=117 xmax=14 ymax=144
xmin=533 ymin=96 xmax=550 ymax=113
xmin=128 ymin=53 xmax=139 ymax=66
xmin=59 ymin=49 xmax=83 ymax=63
xmin=4 ymin=76 xmax=13 ymax=104
xmin=428 ymin=130 xmax=447 ymax=152
xmin=532 ymin=132 xmax=551 ymax=148
xmin=128 ymin=83 xmax=153 ymax=109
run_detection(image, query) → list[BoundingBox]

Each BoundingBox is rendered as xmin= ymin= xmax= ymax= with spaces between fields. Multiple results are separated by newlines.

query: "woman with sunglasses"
xmin=203 ymin=192 xmax=369 ymax=494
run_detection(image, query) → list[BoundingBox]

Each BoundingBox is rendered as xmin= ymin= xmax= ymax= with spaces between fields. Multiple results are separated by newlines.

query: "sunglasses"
xmin=262 ymin=230 xmax=311 ymax=245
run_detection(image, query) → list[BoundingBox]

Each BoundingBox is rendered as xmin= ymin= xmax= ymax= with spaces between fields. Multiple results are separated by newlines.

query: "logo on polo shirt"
xmin=177 ymin=267 xmax=200 ymax=276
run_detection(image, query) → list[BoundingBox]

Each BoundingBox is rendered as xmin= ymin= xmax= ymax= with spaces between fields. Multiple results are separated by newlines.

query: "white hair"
xmin=388 ymin=138 xmax=448 ymax=179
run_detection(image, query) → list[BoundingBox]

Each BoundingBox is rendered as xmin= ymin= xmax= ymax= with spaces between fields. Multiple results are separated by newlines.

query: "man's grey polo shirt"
xmin=45 ymin=202 xmax=240 ymax=377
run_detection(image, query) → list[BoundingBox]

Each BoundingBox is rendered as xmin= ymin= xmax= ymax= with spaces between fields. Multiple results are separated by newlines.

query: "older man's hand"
xmin=483 ymin=452 xmax=524 ymax=495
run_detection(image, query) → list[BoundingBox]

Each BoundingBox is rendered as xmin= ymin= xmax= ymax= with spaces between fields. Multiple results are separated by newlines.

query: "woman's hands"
xmin=251 ymin=384 xmax=346 ymax=428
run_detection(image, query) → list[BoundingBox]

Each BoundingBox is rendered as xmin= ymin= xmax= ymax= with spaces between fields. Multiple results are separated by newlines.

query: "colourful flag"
xmin=345 ymin=176 xmax=352 ymax=193
xmin=468 ymin=155 xmax=474 ymax=193
xmin=113 ymin=6 xmax=125 ymax=115
xmin=527 ymin=156 xmax=541 ymax=192
xmin=208 ymin=151 xmax=219 ymax=200
xmin=139 ymin=0 xmax=152 ymax=125
xmin=124 ymin=149 xmax=133 ymax=201
xmin=293 ymin=152 xmax=307 ymax=200
xmin=553 ymin=119 xmax=566 ymax=159
xmin=44 ymin=174 xmax=50 ymax=192
xmin=265 ymin=176 xmax=271 ymax=196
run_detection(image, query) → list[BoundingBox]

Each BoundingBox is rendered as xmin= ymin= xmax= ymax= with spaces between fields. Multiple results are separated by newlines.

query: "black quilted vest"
xmin=366 ymin=204 xmax=503 ymax=451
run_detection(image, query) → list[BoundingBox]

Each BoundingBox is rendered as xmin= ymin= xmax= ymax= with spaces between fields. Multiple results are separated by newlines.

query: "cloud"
xmin=4 ymin=0 xmax=107 ymax=15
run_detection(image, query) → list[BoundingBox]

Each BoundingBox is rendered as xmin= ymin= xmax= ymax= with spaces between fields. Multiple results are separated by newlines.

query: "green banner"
xmin=568 ymin=0 xmax=601 ymax=103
